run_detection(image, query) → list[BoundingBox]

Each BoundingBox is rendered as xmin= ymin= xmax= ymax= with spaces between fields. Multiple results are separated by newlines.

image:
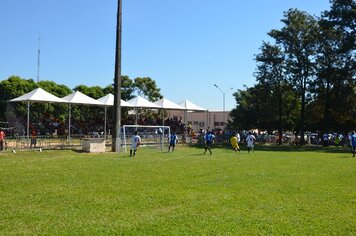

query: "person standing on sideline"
xmin=0 ymin=128 xmax=5 ymax=151
xmin=334 ymin=134 xmax=340 ymax=147
xmin=350 ymin=131 xmax=356 ymax=157
xmin=129 ymin=131 xmax=141 ymax=157
xmin=230 ymin=133 xmax=240 ymax=152
xmin=246 ymin=131 xmax=256 ymax=153
xmin=30 ymin=129 xmax=37 ymax=148
xmin=168 ymin=132 xmax=178 ymax=152
xmin=204 ymin=131 xmax=215 ymax=155
xmin=323 ymin=132 xmax=329 ymax=146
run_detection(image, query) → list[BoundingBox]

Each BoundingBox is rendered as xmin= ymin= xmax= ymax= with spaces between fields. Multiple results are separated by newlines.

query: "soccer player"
xmin=236 ymin=131 xmax=241 ymax=144
xmin=246 ymin=131 xmax=256 ymax=153
xmin=129 ymin=131 xmax=141 ymax=157
xmin=168 ymin=132 xmax=178 ymax=152
xmin=230 ymin=134 xmax=240 ymax=152
xmin=204 ymin=131 xmax=215 ymax=155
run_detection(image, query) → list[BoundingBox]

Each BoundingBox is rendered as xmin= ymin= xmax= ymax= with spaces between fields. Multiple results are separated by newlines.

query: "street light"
xmin=214 ymin=83 xmax=225 ymax=127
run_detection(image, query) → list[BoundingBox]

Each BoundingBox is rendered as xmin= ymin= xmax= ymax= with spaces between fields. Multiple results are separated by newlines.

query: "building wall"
xmin=168 ymin=110 xmax=231 ymax=131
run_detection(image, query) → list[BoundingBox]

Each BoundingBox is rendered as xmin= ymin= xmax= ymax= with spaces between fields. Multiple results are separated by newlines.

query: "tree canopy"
xmin=229 ymin=1 xmax=355 ymax=140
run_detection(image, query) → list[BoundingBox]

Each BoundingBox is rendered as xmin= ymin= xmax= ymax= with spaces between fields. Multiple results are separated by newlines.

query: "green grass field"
xmin=0 ymin=146 xmax=355 ymax=235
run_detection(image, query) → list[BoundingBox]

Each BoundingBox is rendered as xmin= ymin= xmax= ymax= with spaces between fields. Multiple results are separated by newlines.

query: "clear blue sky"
xmin=0 ymin=0 xmax=331 ymax=111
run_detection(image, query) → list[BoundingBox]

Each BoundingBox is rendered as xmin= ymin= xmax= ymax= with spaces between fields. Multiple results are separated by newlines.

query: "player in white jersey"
xmin=129 ymin=131 xmax=141 ymax=157
xmin=246 ymin=131 xmax=256 ymax=153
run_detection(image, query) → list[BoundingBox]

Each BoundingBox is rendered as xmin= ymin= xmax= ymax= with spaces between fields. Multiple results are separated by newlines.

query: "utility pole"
xmin=37 ymin=35 xmax=41 ymax=83
xmin=214 ymin=84 xmax=225 ymax=126
xmin=112 ymin=0 xmax=122 ymax=152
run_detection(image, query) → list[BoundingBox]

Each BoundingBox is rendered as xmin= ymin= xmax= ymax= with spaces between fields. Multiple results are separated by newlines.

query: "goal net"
xmin=120 ymin=125 xmax=171 ymax=153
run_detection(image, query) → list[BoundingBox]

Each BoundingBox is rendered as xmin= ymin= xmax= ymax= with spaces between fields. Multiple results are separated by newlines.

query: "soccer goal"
xmin=121 ymin=125 xmax=171 ymax=153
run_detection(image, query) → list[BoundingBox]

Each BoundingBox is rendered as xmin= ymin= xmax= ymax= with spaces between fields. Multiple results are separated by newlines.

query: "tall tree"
xmin=121 ymin=75 xmax=135 ymax=101
xmin=37 ymin=80 xmax=71 ymax=97
xmin=320 ymin=0 xmax=356 ymax=132
xmin=269 ymin=9 xmax=319 ymax=144
xmin=133 ymin=77 xmax=162 ymax=101
xmin=74 ymin=85 xmax=105 ymax=99
xmin=103 ymin=75 xmax=135 ymax=101
xmin=312 ymin=14 xmax=344 ymax=132
xmin=0 ymin=76 xmax=37 ymax=122
xmin=230 ymin=86 xmax=259 ymax=131
xmin=255 ymin=42 xmax=286 ymax=144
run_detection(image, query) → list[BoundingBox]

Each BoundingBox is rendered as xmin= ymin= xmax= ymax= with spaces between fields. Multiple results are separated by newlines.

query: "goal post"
xmin=120 ymin=125 xmax=171 ymax=153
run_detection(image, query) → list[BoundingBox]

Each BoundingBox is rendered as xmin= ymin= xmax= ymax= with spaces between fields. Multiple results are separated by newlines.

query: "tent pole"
xmin=161 ymin=109 xmax=164 ymax=150
xmin=104 ymin=106 xmax=107 ymax=140
xmin=68 ymin=104 xmax=71 ymax=144
xmin=27 ymin=102 xmax=30 ymax=148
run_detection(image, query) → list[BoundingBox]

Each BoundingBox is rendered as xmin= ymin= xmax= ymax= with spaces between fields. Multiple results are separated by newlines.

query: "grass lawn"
xmin=0 ymin=145 xmax=355 ymax=235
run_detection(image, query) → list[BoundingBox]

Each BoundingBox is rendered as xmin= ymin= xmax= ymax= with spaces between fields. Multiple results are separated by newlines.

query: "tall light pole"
xmin=112 ymin=0 xmax=122 ymax=152
xmin=214 ymin=83 xmax=225 ymax=127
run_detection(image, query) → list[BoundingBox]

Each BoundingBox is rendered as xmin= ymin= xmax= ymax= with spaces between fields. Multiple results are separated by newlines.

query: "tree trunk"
xmin=299 ymin=77 xmax=306 ymax=145
xmin=323 ymin=77 xmax=331 ymax=133
xmin=278 ymin=82 xmax=283 ymax=145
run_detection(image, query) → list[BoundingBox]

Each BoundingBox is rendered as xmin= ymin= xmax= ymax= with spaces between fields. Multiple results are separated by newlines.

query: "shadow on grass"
xmin=187 ymin=144 xmax=351 ymax=154
xmin=254 ymin=145 xmax=351 ymax=154
xmin=190 ymin=153 xmax=208 ymax=156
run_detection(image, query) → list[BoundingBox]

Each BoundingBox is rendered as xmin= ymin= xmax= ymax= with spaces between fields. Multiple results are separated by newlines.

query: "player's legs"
xmin=236 ymin=143 xmax=241 ymax=152
xmin=207 ymin=143 xmax=212 ymax=154
xmin=172 ymin=143 xmax=175 ymax=152
xmin=204 ymin=142 xmax=211 ymax=154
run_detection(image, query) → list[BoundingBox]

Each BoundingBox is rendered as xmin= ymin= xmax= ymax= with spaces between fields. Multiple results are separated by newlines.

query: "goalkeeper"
xmin=129 ymin=131 xmax=141 ymax=157
xmin=168 ymin=132 xmax=178 ymax=152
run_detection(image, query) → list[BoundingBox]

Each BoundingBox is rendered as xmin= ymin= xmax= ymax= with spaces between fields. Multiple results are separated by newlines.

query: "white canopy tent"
xmin=178 ymin=100 xmax=207 ymax=111
xmin=9 ymin=88 xmax=66 ymax=146
xmin=97 ymin=93 xmax=131 ymax=107
xmin=178 ymin=100 xmax=208 ymax=130
xmin=97 ymin=93 xmax=131 ymax=139
xmin=126 ymin=96 xmax=161 ymax=108
xmin=126 ymin=96 xmax=161 ymax=125
xmin=62 ymin=91 xmax=104 ymax=143
xmin=153 ymin=97 xmax=185 ymax=128
xmin=154 ymin=97 xmax=186 ymax=110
